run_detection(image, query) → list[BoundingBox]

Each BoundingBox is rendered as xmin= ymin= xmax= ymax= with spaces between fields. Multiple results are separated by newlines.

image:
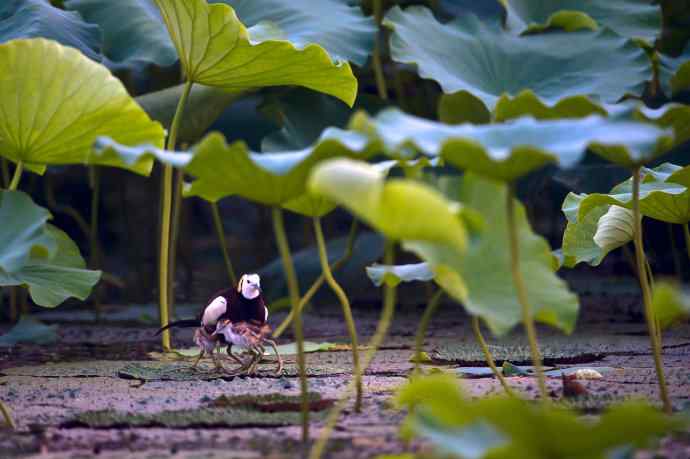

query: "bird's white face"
xmin=238 ymin=273 xmax=261 ymax=299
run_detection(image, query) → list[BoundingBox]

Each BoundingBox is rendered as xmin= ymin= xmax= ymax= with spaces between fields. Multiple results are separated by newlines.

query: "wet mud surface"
xmin=1 ymin=296 xmax=690 ymax=458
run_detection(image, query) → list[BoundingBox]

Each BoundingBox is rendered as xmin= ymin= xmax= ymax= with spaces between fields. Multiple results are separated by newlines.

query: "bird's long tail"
xmin=155 ymin=319 xmax=198 ymax=336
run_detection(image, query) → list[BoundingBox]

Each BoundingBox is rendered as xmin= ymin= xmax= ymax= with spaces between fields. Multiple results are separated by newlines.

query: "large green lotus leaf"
xmin=92 ymin=128 xmax=376 ymax=204
xmin=404 ymin=174 xmax=579 ymax=335
xmin=64 ymin=0 xmax=177 ymax=69
xmin=366 ymin=262 xmax=435 ymax=288
xmin=136 ymin=84 xmax=244 ymax=145
xmin=0 ymin=191 xmax=55 ymax=274
xmin=383 ymin=6 xmax=650 ymax=111
xmin=0 ymin=0 xmax=101 ymax=60
xmin=493 ymin=92 xmax=607 ymax=122
xmin=217 ymin=0 xmax=375 ymax=66
xmin=652 ymin=282 xmax=690 ymax=330
xmin=629 ymin=103 xmax=690 ymax=152
xmin=500 ymin=0 xmax=661 ymax=42
xmin=0 ymin=225 xmax=101 ymax=307
xmin=395 ymin=374 xmax=683 ymax=459
xmin=153 ymin=0 xmax=357 ymax=106
xmin=308 ymin=158 xmax=468 ymax=255
xmin=575 ymin=180 xmax=689 ymax=224
xmin=560 ymin=193 xmax=611 ymax=268
xmin=351 ymin=108 xmax=668 ymax=182
xmin=0 ymin=38 xmax=165 ymax=175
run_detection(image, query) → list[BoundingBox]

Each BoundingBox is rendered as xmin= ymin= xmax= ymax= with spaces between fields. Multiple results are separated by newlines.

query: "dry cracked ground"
xmin=2 ymin=284 xmax=690 ymax=459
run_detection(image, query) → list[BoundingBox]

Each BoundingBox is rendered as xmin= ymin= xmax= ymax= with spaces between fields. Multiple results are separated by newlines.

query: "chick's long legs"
xmin=264 ymin=339 xmax=284 ymax=375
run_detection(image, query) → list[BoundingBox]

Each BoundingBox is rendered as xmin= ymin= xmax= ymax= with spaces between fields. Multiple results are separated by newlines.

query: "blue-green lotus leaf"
xmin=384 ymin=6 xmax=650 ymax=112
xmin=0 ymin=0 xmax=101 ymax=60
xmin=501 ymin=0 xmax=661 ymax=42
xmin=559 ymin=193 xmax=613 ymax=268
xmin=366 ymin=263 xmax=434 ymax=288
xmin=659 ymin=43 xmax=690 ymax=97
xmin=403 ymin=174 xmax=579 ymax=335
xmin=0 ymin=38 xmax=165 ymax=175
xmin=0 ymin=191 xmax=55 ymax=274
xmin=351 ymin=108 xmax=669 ymax=181
xmin=64 ymin=0 xmax=177 ymax=69
xmin=218 ymin=0 xmax=375 ymax=66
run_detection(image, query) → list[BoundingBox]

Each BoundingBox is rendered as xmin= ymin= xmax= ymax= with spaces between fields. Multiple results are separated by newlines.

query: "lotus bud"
xmin=593 ymin=205 xmax=634 ymax=250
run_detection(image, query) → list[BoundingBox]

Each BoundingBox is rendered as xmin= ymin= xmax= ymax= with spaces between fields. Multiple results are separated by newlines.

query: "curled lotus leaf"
xmin=366 ymin=263 xmax=435 ymax=288
xmin=350 ymin=108 xmax=669 ymax=182
xmin=153 ymin=0 xmax=357 ymax=106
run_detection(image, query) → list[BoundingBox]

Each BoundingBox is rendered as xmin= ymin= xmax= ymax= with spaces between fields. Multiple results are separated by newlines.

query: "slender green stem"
xmin=158 ymin=79 xmax=193 ymax=351
xmin=274 ymin=220 xmax=359 ymax=338
xmin=683 ymin=224 xmax=690 ymax=262
xmin=632 ymin=168 xmax=671 ymax=413
xmin=211 ymin=202 xmax=237 ymax=286
xmin=309 ymin=240 xmax=397 ymax=459
xmin=372 ymin=0 xmax=388 ymax=100
xmin=644 ymin=256 xmax=662 ymax=352
xmin=506 ymin=185 xmax=547 ymax=401
xmin=413 ymin=289 xmax=443 ymax=374
xmin=313 ymin=217 xmax=362 ymax=411
xmin=168 ymin=169 xmax=185 ymax=317
xmin=0 ymin=399 xmax=15 ymax=429
xmin=472 ymin=316 xmax=514 ymax=396
xmin=8 ymin=161 xmax=23 ymax=190
xmin=271 ymin=207 xmax=308 ymax=443
xmin=88 ymin=166 xmax=102 ymax=320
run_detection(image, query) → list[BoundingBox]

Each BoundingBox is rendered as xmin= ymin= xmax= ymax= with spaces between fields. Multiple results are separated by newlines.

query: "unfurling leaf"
xmin=593 ymin=205 xmax=634 ymax=251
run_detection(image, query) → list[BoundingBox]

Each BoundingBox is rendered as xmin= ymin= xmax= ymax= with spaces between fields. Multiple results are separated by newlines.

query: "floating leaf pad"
xmin=431 ymin=344 xmax=604 ymax=365
xmin=210 ymin=392 xmax=334 ymax=412
xmin=64 ymin=404 xmax=324 ymax=429
xmin=558 ymin=394 xmax=635 ymax=414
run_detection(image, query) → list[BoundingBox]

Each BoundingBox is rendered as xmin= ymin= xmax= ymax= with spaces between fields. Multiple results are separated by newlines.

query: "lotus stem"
xmin=211 ymin=202 xmax=237 ymax=286
xmin=8 ymin=161 xmax=23 ymax=190
xmin=271 ymin=206 xmax=308 ymax=443
xmin=88 ymin=166 xmax=102 ymax=320
xmin=158 ymin=79 xmax=193 ymax=351
xmin=644 ymin=256 xmax=662 ymax=352
xmin=683 ymin=224 xmax=690 ymax=262
xmin=506 ymin=185 xmax=547 ymax=401
xmin=274 ymin=219 xmax=359 ymax=338
xmin=472 ymin=316 xmax=514 ymax=396
xmin=632 ymin=167 xmax=671 ymax=413
xmin=0 ymin=399 xmax=15 ymax=429
xmin=313 ymin=217 xmax=362 ymax=412
xmin=413 ymin=289 xmax=443 ymax=374
xmin=168 ymin=169 xmax=185 ymax=317
xmin=309 ymin=240 xmax=397 ymax=459
xmin=372 ymin=0 xmax=388 ymax=100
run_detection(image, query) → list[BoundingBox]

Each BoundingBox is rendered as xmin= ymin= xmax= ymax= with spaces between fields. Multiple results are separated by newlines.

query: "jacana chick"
xmin=156 ymin=273 xmax=276 ymax=373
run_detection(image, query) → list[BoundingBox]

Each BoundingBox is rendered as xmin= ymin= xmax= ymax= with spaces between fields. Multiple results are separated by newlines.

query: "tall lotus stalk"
xmin=412 ymin=289 xmax=442 ymax=374
xmin=310 ymin=240 xmax=397 ymax=459
xmin=313 ymin=217 xmax=363 ymax=411
xmin=506 ymin=185 xmax=547 ymax=400
xmin=631 ymin=168 xmax=671 ymax=413
xmin=158 ymin=80 xmax=193 ymax=351
xmin=271 ymin=207 xmax=308 ymax=441
xmin=471 ymin=316 xmax=514 ymax=396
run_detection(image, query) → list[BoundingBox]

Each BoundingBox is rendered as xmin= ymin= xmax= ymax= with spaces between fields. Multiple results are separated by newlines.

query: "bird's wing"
xmin=202 ymin=296 xmax=227 ymax=327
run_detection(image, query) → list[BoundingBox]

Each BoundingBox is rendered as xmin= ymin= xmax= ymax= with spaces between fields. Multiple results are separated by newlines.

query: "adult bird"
xmin=156 ymin=273 xmax=279 ymax=373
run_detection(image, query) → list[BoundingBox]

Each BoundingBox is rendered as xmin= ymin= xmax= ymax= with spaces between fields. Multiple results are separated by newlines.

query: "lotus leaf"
xmin=351 ymin=108 xmax=668 ymax=182
xmin=652 ymin=282 xmax=690 ymax=329
xmin=404 ymin=174 xmax=579 ymax=335
xmin=219 ymin=0 xmax=375 ymax=66
xmin=308 ymin=158 xmax=468 ymax=255
xmin=0 ymin=0 xmax=101 ymax=60
xmin=64 ymin=0 xmax=178 ymax=68
xmin=366 ymin=263 xmax=434 ymax=288
xmin=500 ymin=0 xmax=661 ymax=42
xmin=153 ymin=0 xmax=357 ymax=106
xmin=0 ymin=38 xmax=164 ymax=175
xmin=384 ymin=6 xmax=650 ymax=112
